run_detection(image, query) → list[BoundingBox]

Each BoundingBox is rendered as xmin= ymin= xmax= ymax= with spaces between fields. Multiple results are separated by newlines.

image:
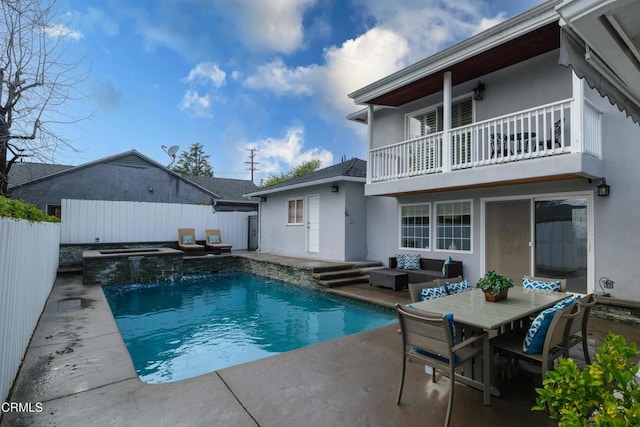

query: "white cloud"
xmin=245 ymin=126 xmax=333 ymax=178
xmin=243 ymin=27 xmax=408 ymax=118
xmin=44 ymin=24 xmax=83 ymax=40
xmin=184 ymin=62 xmax=226 ymax=88
xmin=243 ymin=58 xmax=319 ymax=96
xmin=220 ymin=0 xmax=316 ymax=54
xmin=179 ymin=90 xmax=212 ymax=119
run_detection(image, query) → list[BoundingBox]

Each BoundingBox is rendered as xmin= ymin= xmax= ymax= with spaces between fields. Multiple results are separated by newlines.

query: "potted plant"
xmin=476 ymin=270 xmax=514 ymax=302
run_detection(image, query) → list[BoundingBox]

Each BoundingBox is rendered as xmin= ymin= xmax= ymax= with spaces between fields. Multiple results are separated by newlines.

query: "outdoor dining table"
xmin=410 ymin=287 xmax=568 ymax=405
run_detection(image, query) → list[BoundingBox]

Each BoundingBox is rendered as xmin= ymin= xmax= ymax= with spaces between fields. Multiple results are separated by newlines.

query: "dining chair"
xmin=491 ymin=301 xmax=580 ymax=379
xmin=562 ymin=293 xmax=596 ymax=364
xmin=490 ymin=133 xmax=510 ymax=158
xmin=542 ymin=119 xmax=563 ymax=149
xmin=395 ymin=304 xmax=486 ymax=427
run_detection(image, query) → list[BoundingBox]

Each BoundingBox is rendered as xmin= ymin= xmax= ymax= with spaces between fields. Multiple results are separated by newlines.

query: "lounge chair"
xmin=178 ymin=228 xmax=205 ymax=251
xmin=204 ymin=229 xmax=232 ymax=254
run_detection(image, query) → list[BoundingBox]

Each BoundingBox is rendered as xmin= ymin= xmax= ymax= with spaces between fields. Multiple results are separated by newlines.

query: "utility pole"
xmin=245 ymin=148 xmax=259 ymax=182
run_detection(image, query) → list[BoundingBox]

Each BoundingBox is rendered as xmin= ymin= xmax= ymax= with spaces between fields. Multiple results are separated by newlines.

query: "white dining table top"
xmin=411 ymin=287 xmax=569 ymax=331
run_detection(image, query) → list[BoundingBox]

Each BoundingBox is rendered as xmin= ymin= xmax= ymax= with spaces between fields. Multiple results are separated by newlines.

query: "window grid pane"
xmin=400 ymin=204 xmax=430 ymax=249
xmin=436 ymin=201 xmax=471 ymax=251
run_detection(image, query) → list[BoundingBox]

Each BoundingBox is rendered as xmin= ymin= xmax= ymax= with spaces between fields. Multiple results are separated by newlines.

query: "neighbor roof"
xmin=8 ymin=150 xmax=220 ymax=198
xmin=184 ymin=176 xmax=258 ymax=204
xmin=245 ymin=158 xmax=366 ymax=197
xmin=8 ymin=162 xmax=74 ymax=186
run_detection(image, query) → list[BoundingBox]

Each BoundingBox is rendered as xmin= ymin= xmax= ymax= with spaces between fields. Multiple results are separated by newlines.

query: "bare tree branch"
xmin=0 ymin=0 xmax=88 ymax=196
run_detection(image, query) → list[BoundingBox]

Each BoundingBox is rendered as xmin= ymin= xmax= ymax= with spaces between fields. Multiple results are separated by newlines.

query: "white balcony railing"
xmin=369 ymin=99 xmax=603 ymax=183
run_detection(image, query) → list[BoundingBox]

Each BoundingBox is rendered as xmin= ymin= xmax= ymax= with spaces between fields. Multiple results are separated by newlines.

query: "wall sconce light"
xmin=473 ymin=81 xmax=485 ymax=101
xmin=597 ymin=177 xmax=610 ymax=197
xmin=599 ymin=276 xmax=614 ymax=296
xmin=331 ymin=184 xmax=339 ymax=193
xmin=259 ymin=196 xmax=268 ymax=202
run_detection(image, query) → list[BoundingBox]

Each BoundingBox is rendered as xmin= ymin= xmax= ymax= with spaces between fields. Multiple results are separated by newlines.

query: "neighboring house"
xmin=9 ymin=150 xmax=257 ymax=215
xmin=347 ymin=1 xmax=640 ymax=300
xmin=185 ymin=175 xmax=258 ymax=212
xmin=245 ymin=158 xmax=367 ymax=262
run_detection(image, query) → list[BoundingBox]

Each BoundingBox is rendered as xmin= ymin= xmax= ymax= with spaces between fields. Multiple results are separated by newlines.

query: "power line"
xmin=245 ymin=148 xmax=259 ymax=182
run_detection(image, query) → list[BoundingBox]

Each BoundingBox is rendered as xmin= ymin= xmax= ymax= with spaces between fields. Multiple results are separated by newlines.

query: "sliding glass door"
xmin=534 ymin=198 xmax=588 ymax=293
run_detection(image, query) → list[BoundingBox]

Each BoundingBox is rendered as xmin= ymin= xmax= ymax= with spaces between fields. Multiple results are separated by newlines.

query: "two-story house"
xmin=347 ymin=0 xmax=640 ymax=300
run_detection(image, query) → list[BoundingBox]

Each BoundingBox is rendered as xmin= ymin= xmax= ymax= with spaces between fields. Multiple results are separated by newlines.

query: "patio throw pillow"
xmin=182 ymin=235 xmax=194 ymax=245
xmin=208 ymin=234 xmax=220 ymax=244
xmin=395 ymin=253 xmax=407 ymax=269
xmin=402 ymin=254 xmax=421 ymax=270
xmin=522 ymin=277 xmax=562 ymax=292
xmin=419 ymin=286 xmax=447 ymax=301
xmin=446 ymin=279 xmax=471 ymax=295
xmin=442 ymin=256 xmax=453 ymax=275
xmin=553 ymin=295 xmax=581 ymax=310
xmin=522 ymin=306 xmax=559 ymax=354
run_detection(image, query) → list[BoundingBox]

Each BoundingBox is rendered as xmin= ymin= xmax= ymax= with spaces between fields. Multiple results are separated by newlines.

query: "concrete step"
xmin=314 ymin=268 xmax=368 ymax=281
xmin=318 ymin=275 xmax=370 ymax=288
xmin=311 ymin=260 xmax=383 ymax=273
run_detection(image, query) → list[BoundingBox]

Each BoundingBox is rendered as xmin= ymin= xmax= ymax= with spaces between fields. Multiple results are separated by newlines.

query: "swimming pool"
xmin=103 ymin=271 xmax=396 ymax=383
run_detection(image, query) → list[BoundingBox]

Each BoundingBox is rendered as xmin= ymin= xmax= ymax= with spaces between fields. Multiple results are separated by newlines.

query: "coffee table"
xmin=369 ymin=269 xmax=408 ymax=291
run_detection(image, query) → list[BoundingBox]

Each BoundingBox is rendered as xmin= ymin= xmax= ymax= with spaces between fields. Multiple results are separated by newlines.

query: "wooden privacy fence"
xmin=0 ymin=217 xmax=60 ymax=402
xmin=61 ymin=199 xmax=256 ymax=249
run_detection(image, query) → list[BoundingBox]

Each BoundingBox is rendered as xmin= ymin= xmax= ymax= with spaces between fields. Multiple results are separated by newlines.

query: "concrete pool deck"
xmin=2 ymin=256 xmax=640 ymax=426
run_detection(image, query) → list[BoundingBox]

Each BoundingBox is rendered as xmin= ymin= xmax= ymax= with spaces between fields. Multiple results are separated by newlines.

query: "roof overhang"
xmin=555 ymin=0 xmax=640 ymax=123
xmin=245 ymin=176 xmax=366 ymax=197
xmin=348 ymin=1 xmax=562 ymax=107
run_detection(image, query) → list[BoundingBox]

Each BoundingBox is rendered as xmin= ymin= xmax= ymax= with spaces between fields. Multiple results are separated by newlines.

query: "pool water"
xmin=103 ymin=271 xmax=396 ymax=383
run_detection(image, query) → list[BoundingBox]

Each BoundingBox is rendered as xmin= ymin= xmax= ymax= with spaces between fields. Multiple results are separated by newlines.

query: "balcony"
xmin=368 ymin=98 xmax=603 ymax=191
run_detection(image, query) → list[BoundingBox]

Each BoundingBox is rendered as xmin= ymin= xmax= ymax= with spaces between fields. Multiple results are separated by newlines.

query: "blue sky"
xmin=51 ymin=0 xmax=544 ymax=183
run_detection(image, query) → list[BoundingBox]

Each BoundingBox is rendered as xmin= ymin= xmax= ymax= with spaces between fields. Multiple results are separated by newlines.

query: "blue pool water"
xmin=103 ymin=271 xmax=396 ymax=383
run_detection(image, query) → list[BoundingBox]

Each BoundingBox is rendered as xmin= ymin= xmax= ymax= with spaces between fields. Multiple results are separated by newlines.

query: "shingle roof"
xmin=254 ymin=158 xmax=366 ymax=193
xmin=8 ymin=162 xmax=75 ymax=186
xmin=185 ymin=176 xmax=258 ymax=204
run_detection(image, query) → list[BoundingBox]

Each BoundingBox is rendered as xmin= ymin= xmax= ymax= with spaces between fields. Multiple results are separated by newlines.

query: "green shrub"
xmin=533 ymin=332 xmax=640 ymax=426
xmin=0 ymin=196 xmax=60 ymax=223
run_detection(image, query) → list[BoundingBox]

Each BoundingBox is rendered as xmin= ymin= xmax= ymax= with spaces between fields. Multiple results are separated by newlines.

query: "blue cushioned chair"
xmin=395 ymin=304 xmax=486 ymax=427
xmin=491 ymin=301 xmax=580 ymax=379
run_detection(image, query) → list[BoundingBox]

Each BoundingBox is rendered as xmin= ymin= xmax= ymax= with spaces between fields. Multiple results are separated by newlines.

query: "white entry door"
xmin=307 ymin=195 xmax=320 ymax=253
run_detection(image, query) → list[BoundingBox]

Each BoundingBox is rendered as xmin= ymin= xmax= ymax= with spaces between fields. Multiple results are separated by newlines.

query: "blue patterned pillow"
xmin=403 ymin=254 xmax=421 ymax=270
xmin=446 ymin=279 xmax=471 ymax=295
xmin=522 ymin=277 xmax=562 ymax=292
xmin=208 ymin=234 xmax=220 ymax=244
xmin=553 ymin=295 xmax=580 ymax=310
xmin=414 ymin=313 xmax=458 ymax=363
xmin=182 ymin=235 xmax=194 ymax=244
xmin=419 ymin=286 xmax=447 ymax=301
xmin=522 ymin=306 xmax=558 ymax=354
xmin=395 ymin=253 xmax=407 ymax=269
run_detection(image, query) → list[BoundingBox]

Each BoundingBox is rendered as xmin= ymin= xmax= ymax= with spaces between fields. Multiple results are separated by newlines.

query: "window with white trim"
xmin=400 ymin=203 xmax=430 ymax=250
xmin=406 ymin=97 xmax=473 ymax=139
xmin=435 ymin=200 xmax=472 ymax=252
xmin=287 ymin=199 xmax=304 ymax=225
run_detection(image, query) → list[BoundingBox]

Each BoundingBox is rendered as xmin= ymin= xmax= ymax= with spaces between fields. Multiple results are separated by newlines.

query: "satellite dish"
xmin=161 ymin=145 xmax=180 ymax=167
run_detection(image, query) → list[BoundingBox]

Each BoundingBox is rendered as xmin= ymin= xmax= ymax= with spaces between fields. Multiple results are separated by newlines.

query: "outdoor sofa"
xmin=388 ymin=256 xmax=463 ymax=284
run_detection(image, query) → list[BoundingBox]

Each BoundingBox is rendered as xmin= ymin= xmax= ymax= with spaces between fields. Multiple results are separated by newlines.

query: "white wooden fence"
xmin=61 ymin=199 xmax=256 ymax=249
xmin=0 ymin=217 xmax=60 ymax=402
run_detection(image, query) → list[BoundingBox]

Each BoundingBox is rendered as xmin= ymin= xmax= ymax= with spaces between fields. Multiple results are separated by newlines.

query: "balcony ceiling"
xmin=369 ymin=23 xmax=560 ymax=107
